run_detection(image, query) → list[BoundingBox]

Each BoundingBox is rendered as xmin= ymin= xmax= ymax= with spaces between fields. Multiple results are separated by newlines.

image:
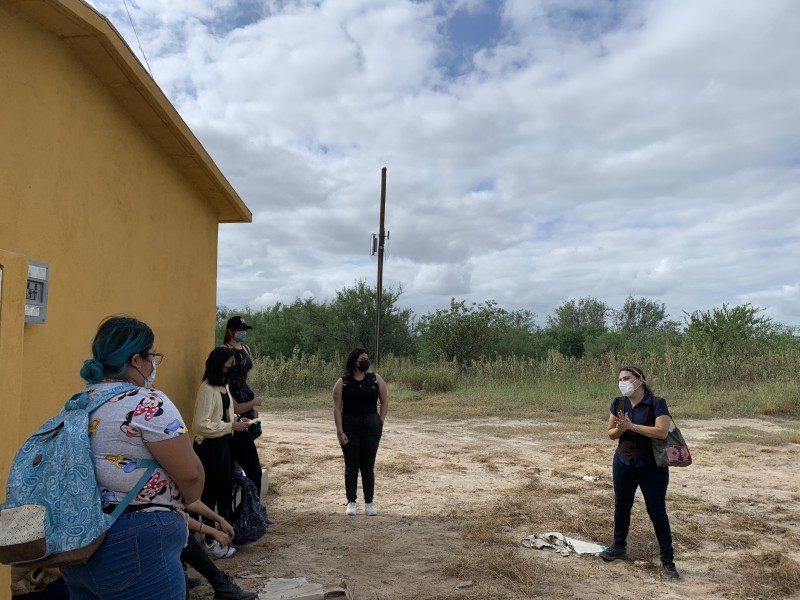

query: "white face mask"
xmin=143 ymin=360 xmax=157 ymax=388
xmin=618 ymin=380 xmax=635 ymax=397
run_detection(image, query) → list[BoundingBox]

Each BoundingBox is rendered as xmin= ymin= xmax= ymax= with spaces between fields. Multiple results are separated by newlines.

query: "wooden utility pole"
xmin=374 ymin=167 xmax=387 ymax=367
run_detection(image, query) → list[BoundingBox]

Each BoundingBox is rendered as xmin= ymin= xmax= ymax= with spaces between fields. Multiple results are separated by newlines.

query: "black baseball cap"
xmin=226 ymin=316 xmax=254 ymax=330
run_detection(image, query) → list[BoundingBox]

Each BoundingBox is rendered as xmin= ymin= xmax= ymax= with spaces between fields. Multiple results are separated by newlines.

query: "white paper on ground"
xmin=521 ymin=532 xmax=605 ymax=555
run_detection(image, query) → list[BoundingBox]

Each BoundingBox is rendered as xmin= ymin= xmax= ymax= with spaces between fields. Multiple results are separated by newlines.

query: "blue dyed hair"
xmin=80 ymin=316 xmax=154 ymax=383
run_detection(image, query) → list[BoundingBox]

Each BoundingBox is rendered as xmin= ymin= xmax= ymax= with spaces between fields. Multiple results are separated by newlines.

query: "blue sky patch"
xmin=438 ymin=2 xmax=506 ymax=78
xmin=536 ymin=217 xmax=563 ymax=240
xmin=471 ymin=179 xmax=494 ymax=193
xmin=546 ymin=0 xmax=638 ymax=43
xmin=202 ymin=0 xmax=265 ymax=36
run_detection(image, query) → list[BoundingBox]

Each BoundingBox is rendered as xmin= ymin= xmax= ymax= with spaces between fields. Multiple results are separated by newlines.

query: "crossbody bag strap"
xmin=106 ymin=459 xmax=159 ymax=521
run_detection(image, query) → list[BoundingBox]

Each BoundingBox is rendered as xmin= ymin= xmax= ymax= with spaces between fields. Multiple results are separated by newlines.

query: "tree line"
xmin=216 ymin=281 xmax=799 ymax=365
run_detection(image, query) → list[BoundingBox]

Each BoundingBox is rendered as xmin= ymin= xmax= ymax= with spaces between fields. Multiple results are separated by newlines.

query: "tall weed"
xmin=247 ymin=350 xmax=800 ymax=419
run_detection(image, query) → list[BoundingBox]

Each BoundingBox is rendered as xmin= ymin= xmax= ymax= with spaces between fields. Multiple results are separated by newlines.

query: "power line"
xmin=122 ymin=0 xmax=154 ymax=78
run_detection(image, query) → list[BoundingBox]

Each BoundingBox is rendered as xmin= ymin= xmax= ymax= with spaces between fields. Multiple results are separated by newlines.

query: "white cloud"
xmin=88 ymin=0 xmax=800 ymax=326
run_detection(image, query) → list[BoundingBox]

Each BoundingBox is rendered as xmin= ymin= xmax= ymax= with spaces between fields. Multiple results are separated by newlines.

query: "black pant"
xmin=229 ymin=430 xmax=262 ymax=495
xmin=341 ymin=412 xmax=383 ymax=503
xmin=182 ymin=535 xmax=226 ymax=594
xmin=194 ymin=435 xmax=233 ymax=523
xmin=15 ymin=579 xmax=69 ymax=600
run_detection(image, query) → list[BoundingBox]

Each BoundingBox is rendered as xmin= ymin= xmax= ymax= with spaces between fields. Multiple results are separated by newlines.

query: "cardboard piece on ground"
xmin=260 ymin=577 xmax=324 ymax=600
xmin=521 ymin=532 xmax=605 ymax=556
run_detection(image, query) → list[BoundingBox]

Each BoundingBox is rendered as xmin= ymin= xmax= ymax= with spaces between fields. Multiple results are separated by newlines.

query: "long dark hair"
xmin=203 ymin=347 xmax=237 ymax=386
xmin=619 ymin=365 xmax=653 ymax=395
xmin=344 ymin=347 xmax=368 ymax=376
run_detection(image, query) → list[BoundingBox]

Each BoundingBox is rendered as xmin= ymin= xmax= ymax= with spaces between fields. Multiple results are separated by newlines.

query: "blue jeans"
xmin=612 ymin=456 xmax=674 ymax=563
xmin=62 ymin=510 xmax=188 ymax=600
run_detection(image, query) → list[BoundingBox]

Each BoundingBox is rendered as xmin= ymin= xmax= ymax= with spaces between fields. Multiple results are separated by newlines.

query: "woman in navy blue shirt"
xmin=599 ymin=366 xmax=679 ymax=580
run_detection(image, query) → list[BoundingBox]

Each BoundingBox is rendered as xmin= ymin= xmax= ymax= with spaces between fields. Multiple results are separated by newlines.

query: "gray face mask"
xmin=234 ymin=330 xmax=248 ymax=342
xmin=137 ymin=360 xmax=157 ymax=388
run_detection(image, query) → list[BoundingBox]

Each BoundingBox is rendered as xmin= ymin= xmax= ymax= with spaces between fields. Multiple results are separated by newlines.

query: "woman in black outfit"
xmin=332 ymin=348 xmax=388 ymax=516
xmin=221 ymin=316 xmax=264 ymax=494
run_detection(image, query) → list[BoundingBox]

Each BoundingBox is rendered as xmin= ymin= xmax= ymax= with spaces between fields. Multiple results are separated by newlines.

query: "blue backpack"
xmin=0 ymin=384 xmax=157 ymax=568
xmin=230 ymin=471 xmax=267 ymax=546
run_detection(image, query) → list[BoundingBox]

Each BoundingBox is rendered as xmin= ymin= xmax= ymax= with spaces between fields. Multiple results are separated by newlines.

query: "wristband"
xmin=337 ymin=431 xmax=344 ymax=436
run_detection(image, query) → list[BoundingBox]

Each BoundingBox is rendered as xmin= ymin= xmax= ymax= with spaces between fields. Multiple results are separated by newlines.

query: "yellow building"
xmin=0 ymin=0 xmax=250 ymax=589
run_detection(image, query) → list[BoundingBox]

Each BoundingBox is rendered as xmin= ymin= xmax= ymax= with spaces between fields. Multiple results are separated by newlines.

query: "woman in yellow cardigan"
xmin=192 ymin=347 xmax=250 ymax=557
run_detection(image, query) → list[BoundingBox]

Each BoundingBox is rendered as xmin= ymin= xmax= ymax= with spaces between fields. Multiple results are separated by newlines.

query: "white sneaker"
xmin=365 ymin=502 xmax=378 ymax=516
xmin=204 ymin=539 xmax=236 ymax=559
xmin=345 ymin=502 xmax=357 ymax=516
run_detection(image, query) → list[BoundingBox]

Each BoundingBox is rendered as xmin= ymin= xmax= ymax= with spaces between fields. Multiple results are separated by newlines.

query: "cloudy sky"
xmin=89 ymin=0 xmax=800 ymax=327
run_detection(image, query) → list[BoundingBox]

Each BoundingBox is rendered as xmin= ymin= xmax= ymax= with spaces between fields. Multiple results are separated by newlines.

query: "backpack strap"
xmin=72 ymin=383 xmax=139 ymax=413
xmin=69 ymin=384 xmax=161 ymax=521
xmin=105 ymin=460 xmax=159 ymax=521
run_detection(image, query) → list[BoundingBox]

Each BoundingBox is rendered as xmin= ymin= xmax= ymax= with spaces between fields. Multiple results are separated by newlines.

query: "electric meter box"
xmin=25 ymin=261 xmax=49 ymax=324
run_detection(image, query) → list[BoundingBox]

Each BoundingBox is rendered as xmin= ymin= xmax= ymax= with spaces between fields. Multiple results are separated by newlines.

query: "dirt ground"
xmin=190 ymin=411 xmax=800 ymax=600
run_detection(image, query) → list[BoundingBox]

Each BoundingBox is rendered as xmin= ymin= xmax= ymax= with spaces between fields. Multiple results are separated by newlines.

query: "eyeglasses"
xmin=142 ymin=352 xmax=165 ymax=365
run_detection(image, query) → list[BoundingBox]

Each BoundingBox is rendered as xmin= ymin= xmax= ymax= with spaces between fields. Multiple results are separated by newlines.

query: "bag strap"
xmin=647 ymin=398 xmax=680 ymax=430
xmin=106 ymin=459 xmax=159 ymax=521
xmin=77 ymin=384 xmax=160 ymax=521
xmin=74 ymin=383 xmax=139 ymax=413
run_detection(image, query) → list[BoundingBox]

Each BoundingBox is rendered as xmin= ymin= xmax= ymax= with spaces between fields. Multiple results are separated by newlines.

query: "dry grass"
xmin=709 ymin=425 xmax=800 ymax=446
xmin=375 ymin=454 xmax=423 ymax=476
xmin=267 ymin=445 xmax=295 ymax=466
xmin=733 ymin=551 xmax=800 ymax=599
xmin=442 ymin=547 xmax=542 ymax=595
xmin=229 ymin=409 xmax=800 ymax=600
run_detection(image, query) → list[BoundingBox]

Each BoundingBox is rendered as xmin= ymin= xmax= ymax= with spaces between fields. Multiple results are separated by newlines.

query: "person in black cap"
xmin=221 ymin=316 xmax=265 ymax=495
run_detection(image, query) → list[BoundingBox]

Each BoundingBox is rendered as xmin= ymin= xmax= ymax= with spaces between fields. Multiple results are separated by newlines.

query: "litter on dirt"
xmin=522 ymin=532 xmax=605 ymax=556
xmin=261 ymin=577 xmax=325 ymax=600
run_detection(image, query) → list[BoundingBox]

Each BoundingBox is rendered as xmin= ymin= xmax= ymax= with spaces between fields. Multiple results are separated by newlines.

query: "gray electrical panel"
xmin=25 ymin=261 xmax=49 ymax=324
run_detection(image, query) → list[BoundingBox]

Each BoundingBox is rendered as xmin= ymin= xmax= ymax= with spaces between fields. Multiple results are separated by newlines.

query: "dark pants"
xmin=341 ymin=412 xmax=383 ymax=503
xmin=15 ymin=579 xmax=70 ymax=600
xmin=612 ymin=456 xmax=674 ymax=563
xmin=229 ymin=430 xmax=262 ymax=495
xmin=194 ymin=436 xmax=233 ymax=523
xmin=181 ymin=535 xmax=225 ymax=595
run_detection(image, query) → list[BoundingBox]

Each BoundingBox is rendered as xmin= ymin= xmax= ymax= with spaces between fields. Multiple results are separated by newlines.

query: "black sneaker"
xmin=661 ymin=562 xmax=680 ymax=579
xmin=213 ymin=572 xmax=258 ymax=600
xmin=599 ymin=544 xmax=628 ymax=562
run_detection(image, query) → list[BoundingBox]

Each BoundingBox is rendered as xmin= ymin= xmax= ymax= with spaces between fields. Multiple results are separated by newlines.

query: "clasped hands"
xmin=615 ymin=411 xmax=635 ymax=432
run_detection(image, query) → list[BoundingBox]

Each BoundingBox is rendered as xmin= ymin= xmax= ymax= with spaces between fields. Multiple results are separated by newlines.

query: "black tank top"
xmin=341 ymin=373 xmax=379 ymax=416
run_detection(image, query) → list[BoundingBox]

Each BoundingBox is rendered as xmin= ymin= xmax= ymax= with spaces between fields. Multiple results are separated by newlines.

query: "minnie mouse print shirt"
xmin=86 ymin=382 xmax=188 ymax=509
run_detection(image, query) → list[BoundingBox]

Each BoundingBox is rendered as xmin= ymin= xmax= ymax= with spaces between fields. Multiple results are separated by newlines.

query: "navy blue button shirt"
xmin=609 ymin=392 xmax=671 ymax=466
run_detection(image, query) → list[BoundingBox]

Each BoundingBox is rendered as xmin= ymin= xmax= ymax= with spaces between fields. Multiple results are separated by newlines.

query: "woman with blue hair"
xmin=60 ymin=316 xmax=204 ymax=600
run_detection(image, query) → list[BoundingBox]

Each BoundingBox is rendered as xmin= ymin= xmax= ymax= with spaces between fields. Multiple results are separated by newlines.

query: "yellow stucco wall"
xmin=0 ymin=1 xmax=221 ymax=434
xmin=0 ymin=0 xmax=225 ymax=496
xmin=0 ymin=3 xmax=254 ymax=594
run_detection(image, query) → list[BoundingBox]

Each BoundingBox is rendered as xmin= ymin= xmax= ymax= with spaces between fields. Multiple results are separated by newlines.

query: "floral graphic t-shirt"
xmin=87 ymin=382 xmax=187 ymax=508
